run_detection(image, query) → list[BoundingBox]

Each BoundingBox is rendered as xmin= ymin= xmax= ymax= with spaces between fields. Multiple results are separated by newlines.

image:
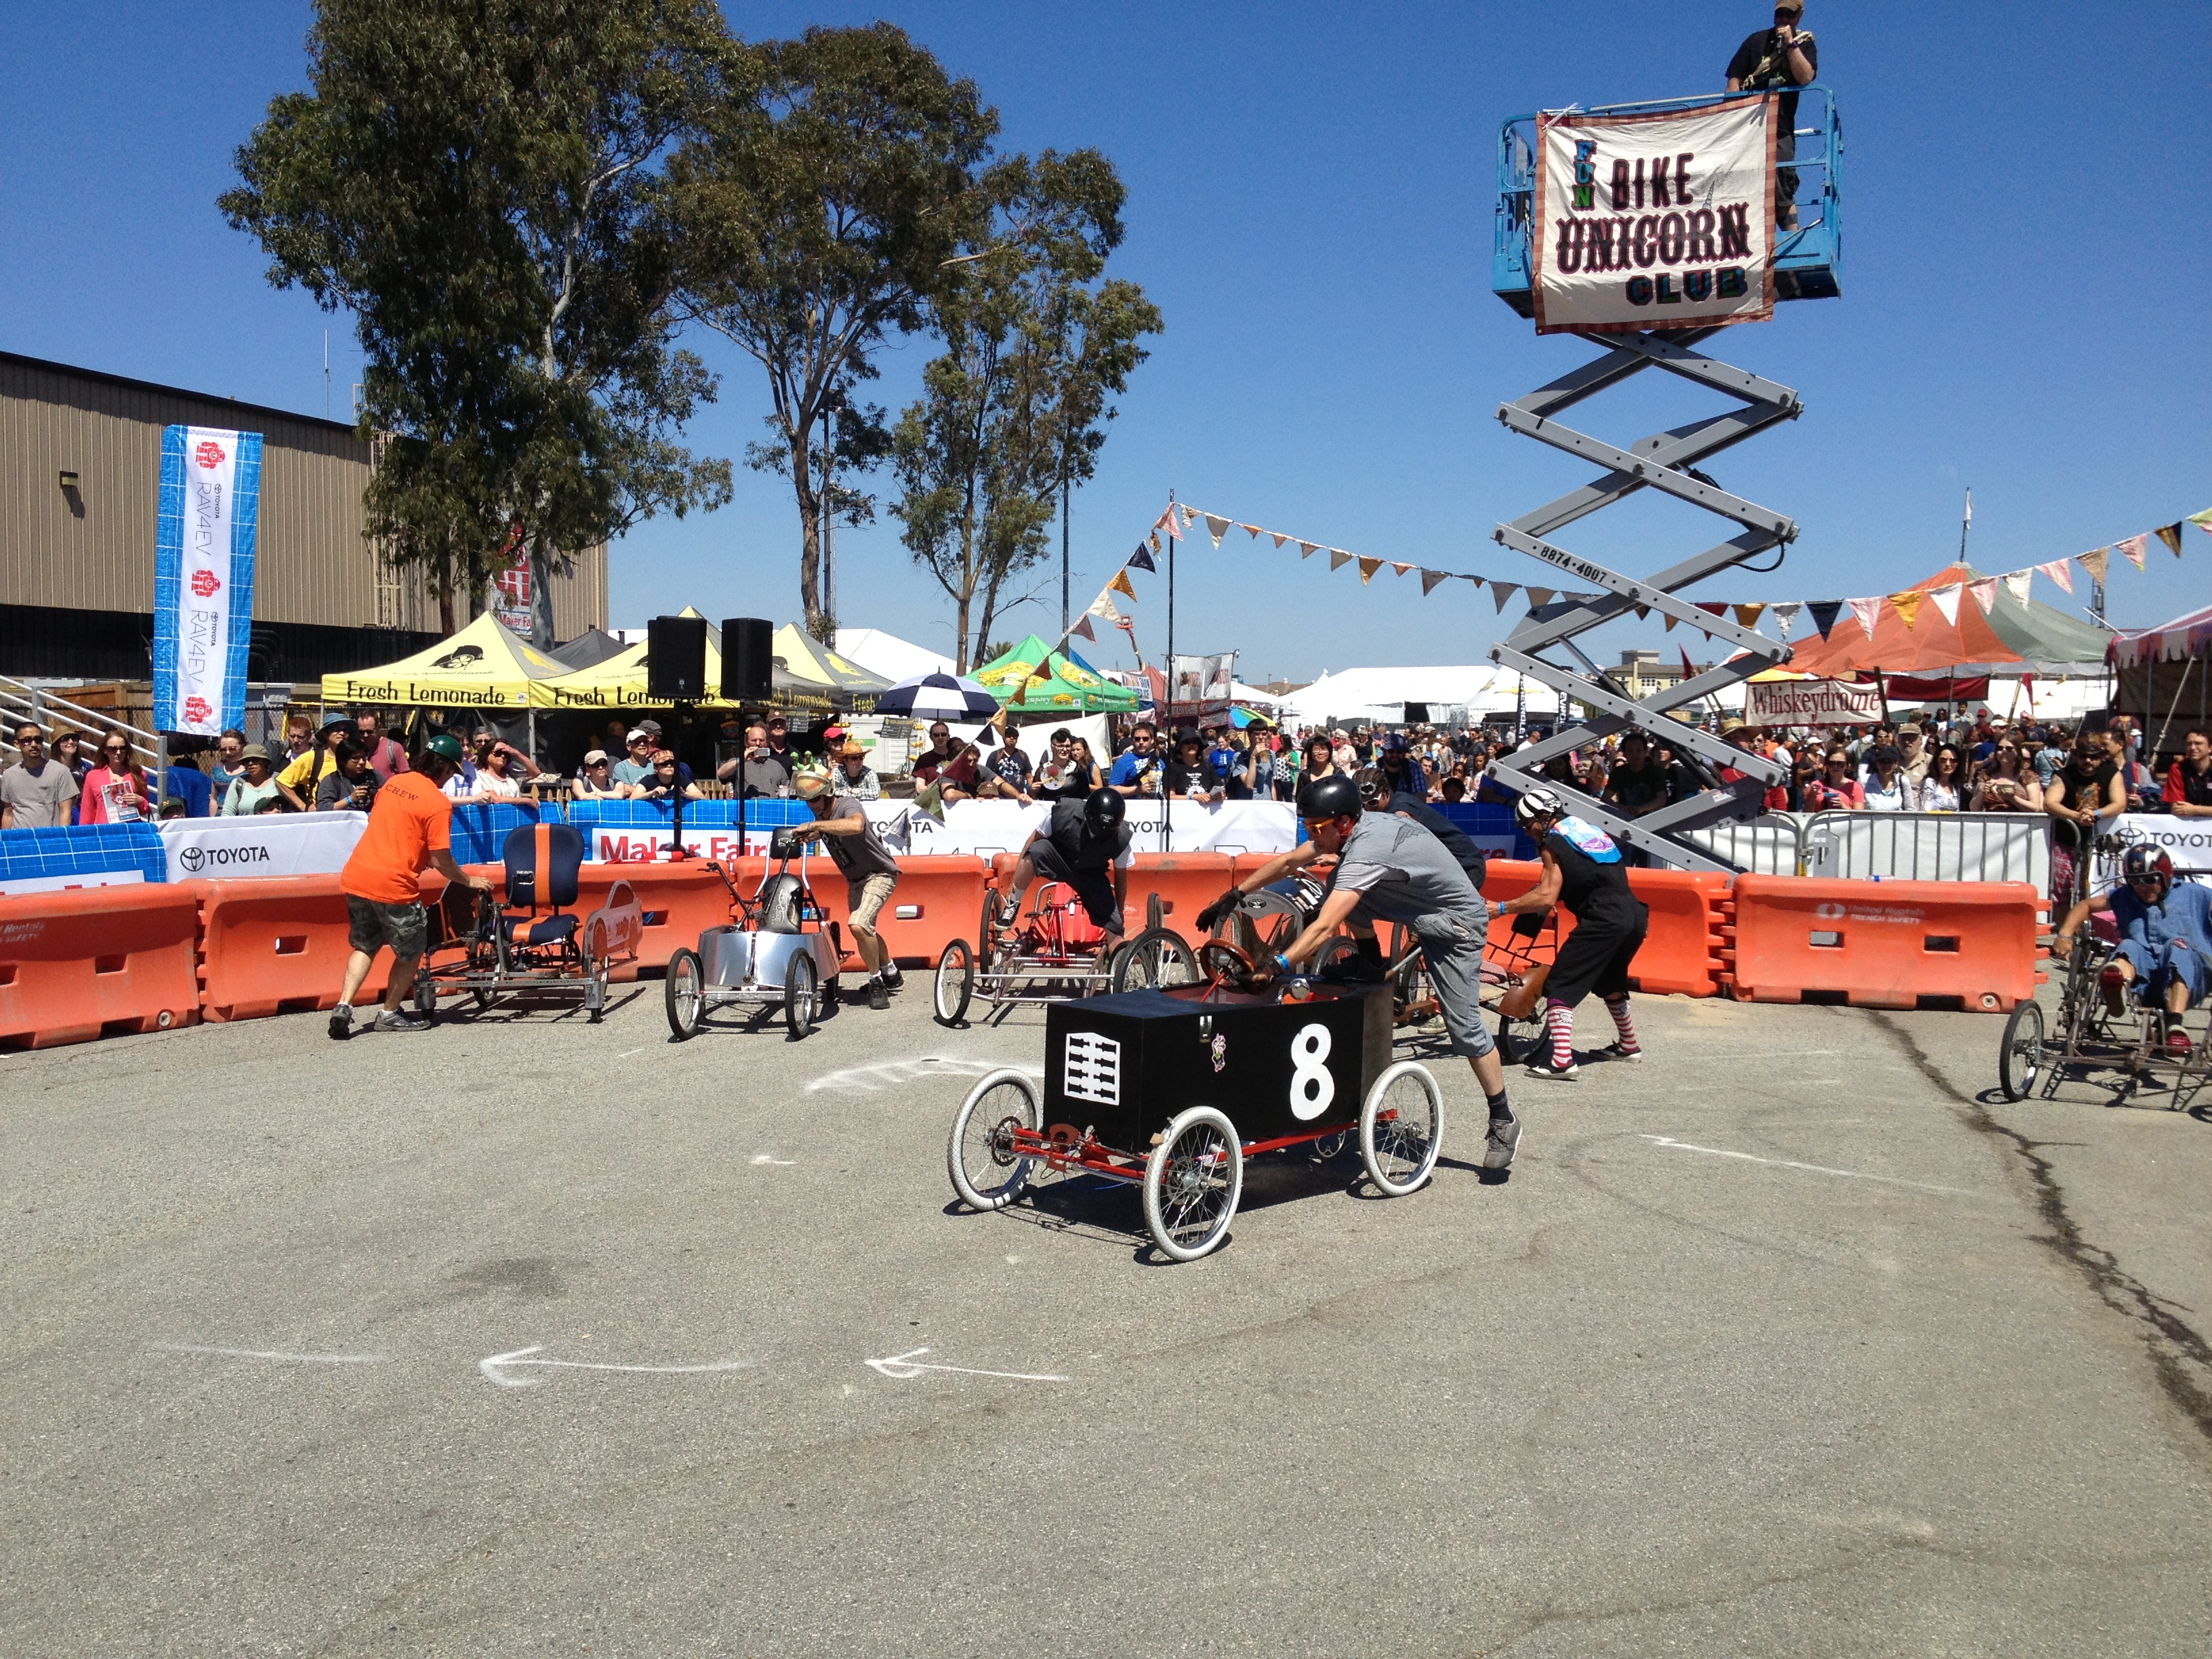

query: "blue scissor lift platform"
xmin=1491 ymin=86 xmax=1841 ymax=316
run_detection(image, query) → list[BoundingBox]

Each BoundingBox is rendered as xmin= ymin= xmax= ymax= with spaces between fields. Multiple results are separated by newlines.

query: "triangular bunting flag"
xmin=1733 ymin=602 xmax=1767 ymax=629
xmin=1088 ymin=594 xmax=1122 ymax=623
xmin=1390 ymin=562 xmax=1414 ymax=577
xmin=1634 ymin=604 xmax=1651 ymax=621
xmin=1525 ymin=586 xmax=1555 ymax=609
xmin=1928 ymin=583 xmax=1963 ymax=626
xmin=1466 ymin=574 xmax=1483 ymax=589
xmin=1128 ymin=544 xmax=1156 ymax=573
xmin=1357 ymin=557 xmax=1382 ymax=584
xmin=1070 ymin=615 xmax=1096 ymax=641
xmin=1152 ymin=506 xmax=1176 ymax=534
xmin=1242 ymin=523 xmax=1262 ymax=539
xmin=1847 ymin=597 xmax=1882 ymax=638
xmin=2117 ymin=533 xmax=2149 ymax=571
xmin=1178 ymin=504 xmax=1197 ymax=529
xmin=1694 ymin=601 xmax=1726 ymax=618
xmin=2003 ymin=570 xmax=2034 ymax=605
xmin=2190 ymin=508 xmax=2212 ymax=533
xmin=1967 ymin=578 xmax=1998 ymax=615
xmin=1773 ymin=601 xmax=1801 ymax=638
xmin=1148 ymin=529 xmax=1162 ymax=555
xmin=1298 ymin=541 xmax=1319 ymax=558
xmin=1271 ymin=533 xmax=1288 ymax=548
xmin=1108 ymin=569 xmax=1137 ymax=599
xmin=1806 ymin=600 xmax=1842 ymax=640
xmin=2077 ymin=546 xmax=2109 ymax=584
xmin=2038 ymin=559 xmax=2075 ymax=594
xmin=1329 ymin=549 xmax=1352 ymax=571
xmin=2156 ymin=523 xmax=2184 ymax=556
xmin=1492 ymin=582 xmax=1519 ymax=614
xmin=1419 ymin=569 xmax=1448 ymax=595
xmin=1204 ymin=514 xmax=1229 ymax=546
xmin=1663 ymin=611 xmax=1679 ymax=632
xmin=1681 ymin=648 xmax=1698 ymax=679
xmin=1889 ymin=591 xmax=1925 ymax=630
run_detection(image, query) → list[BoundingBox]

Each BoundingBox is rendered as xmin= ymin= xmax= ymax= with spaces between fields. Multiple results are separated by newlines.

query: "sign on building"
xmin=1534 ymin=94 xmax=1775 ymax=335
xmin=153 ymin=426 xmax=263 ymax=736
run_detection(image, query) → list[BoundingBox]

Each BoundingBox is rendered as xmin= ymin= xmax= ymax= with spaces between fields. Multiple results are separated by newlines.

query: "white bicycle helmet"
xmin=1514 ymin=784 xmax=1568 ymax=824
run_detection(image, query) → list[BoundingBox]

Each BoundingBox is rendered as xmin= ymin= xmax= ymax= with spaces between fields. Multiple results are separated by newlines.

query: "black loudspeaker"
xmin=721 ymin=617 xmax=774 ymax=703
xmin=647 ymin=615 xmax=708 ymax=701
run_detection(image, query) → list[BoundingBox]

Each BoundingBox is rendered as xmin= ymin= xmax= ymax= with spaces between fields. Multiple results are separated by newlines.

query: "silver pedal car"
xmin=664 ymin=829 xmax=846 ymax=1040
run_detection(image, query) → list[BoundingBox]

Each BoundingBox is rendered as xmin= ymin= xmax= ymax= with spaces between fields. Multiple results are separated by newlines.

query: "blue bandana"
xmin=1554 ymin=815 xmax=1623 ymax=863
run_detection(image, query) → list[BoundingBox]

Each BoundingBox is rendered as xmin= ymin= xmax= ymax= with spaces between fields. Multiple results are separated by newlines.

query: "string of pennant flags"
xmin=1052 ymin=500 xmax=2212 ymax=651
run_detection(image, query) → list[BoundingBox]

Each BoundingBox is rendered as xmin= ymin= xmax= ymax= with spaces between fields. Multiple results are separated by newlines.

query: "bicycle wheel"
xmin=1998 ymin=998 xmax=2045 ymax=1102
xmin=1361 ymin=1061 xmax=1443 ymax=1196
xmin=665 ymin=947 xmax=703 ymax=1040
xmin=1111 ymin=927 xmax=1197 ymax=994
xmin=947 ymin=1069 xmax=1040 ymax=1212
xmin=935 ymin=938 xmax=975 ymax=1026
xmin=1143 ymin=1106 xmax=1244 ymax=1262
xmin=785 ymin=953 xmax=818 ymax=1040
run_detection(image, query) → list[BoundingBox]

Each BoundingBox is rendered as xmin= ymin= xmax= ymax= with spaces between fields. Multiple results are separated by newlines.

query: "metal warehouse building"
xmin=1 ymin=351 xmax=608 ymax=683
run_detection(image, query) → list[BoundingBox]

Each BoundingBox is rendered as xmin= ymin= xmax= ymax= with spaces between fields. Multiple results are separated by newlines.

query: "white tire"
xmin=1361 ymin=1061 xmax=1442 ymax=1196
xmin=947 ymin=1069 xmax=1040 ymax=1212
xmin=1143 ymin=1106 xmax=1244 ymax=1262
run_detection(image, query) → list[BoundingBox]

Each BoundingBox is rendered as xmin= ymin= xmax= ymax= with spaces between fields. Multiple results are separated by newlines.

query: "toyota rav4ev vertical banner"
xmin=1533 ymin=95 xmax=1776 ymax=334
xmin=153 ymin=425 xmax=263 ymax=737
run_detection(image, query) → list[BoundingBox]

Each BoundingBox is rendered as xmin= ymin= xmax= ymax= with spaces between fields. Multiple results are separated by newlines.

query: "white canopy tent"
xmin=833 ymin=627 xmax=957 ymax=684
xmin=1273 ymin=665 xmax=1526 ymax=727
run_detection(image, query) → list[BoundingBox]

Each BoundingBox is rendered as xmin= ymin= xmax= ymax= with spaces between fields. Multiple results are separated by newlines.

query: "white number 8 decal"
xmin=1289 ymin=1023 xmax=1334 ymax=1120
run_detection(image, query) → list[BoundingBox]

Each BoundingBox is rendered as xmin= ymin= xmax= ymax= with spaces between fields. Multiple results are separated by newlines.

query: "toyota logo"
xmin=180 ymin=845 xmax=205 ymax=873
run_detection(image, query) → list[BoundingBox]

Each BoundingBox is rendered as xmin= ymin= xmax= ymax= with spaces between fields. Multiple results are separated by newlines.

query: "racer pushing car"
xmin=790 ymin=773 xmax=904 ymax=1010
xmin=1492 ymin=786 xmax=1650 ymax=1080
xmin=2054 ymin=844 xmax=2212 ymax=1054
xmin=994 ymin=786 xmax=1136 ymax=956
xmin=1197 ymin=773 xmax=1521 ymax=1171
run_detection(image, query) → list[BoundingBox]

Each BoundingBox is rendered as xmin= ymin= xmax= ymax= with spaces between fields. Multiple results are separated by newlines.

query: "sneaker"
xmin=992 ymin=895 xmax=1020 ymax=929
xmin=1525 ymin=1054 xmax=1579 ymax=1081
xmin=1601 ymin=1042 xmax=1643 ymax=1063
xmin=1483 ymin=1113 xmax=1523 ymax=1171
xmin=373 ymin=1008 xmax=430 ymax=1034
xmin=327 ymin=1004 xmax=354 ymax=1042
xmin=2165 ymin=1026 xmax=2192 ymax=1057
xmin=867 ymin=979 xmax=889 ymax=1011
xmin=880 ymin=966 xmax=903 ymax=991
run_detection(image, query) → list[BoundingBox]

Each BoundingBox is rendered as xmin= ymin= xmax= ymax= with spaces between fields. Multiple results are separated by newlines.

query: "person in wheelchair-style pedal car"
xmin=2055 ymin=844 xmax=2212 ymax=1057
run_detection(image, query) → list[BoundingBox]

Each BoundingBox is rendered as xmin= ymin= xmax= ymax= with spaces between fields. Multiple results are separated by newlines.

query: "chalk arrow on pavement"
xmin=864 ymin=1347 xmax=1068 ymax=1383
xmin=478 ymin=1345 xmax=757 ymax=1389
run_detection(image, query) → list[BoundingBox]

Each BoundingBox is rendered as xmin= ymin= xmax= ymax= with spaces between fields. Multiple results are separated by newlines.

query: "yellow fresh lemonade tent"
xmin=321 ymin=611 xmax=565 ymax=709
xmin=528 ymin=611 xmax=848 ymax=713
xmin=771 ymin=623 xmax=892 ymax=710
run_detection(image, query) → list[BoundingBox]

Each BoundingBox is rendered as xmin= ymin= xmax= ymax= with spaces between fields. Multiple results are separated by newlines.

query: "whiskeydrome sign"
xmin=1534 ymin=95 xmax=1776 ymax=334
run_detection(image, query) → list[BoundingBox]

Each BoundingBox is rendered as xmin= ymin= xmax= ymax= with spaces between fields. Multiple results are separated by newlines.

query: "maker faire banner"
xmin=154 ymin=426 xmax=263 ymax=737
xmin=1534 ymin=95 xmax=1775 ymax=335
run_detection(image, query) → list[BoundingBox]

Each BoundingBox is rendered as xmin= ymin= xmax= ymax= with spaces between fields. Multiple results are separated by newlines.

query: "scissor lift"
xmin=1483 ymin=88 xmax=1841 ymax=874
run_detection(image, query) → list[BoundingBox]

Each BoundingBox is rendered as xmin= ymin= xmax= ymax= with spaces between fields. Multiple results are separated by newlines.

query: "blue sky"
xmin=7 ymin=2 xmax=2207 ymax=682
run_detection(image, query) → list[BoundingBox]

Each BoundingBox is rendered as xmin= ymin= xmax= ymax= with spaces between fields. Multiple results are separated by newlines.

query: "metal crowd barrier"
xmin=1674 ymin=811 xmax=2053 ymax=888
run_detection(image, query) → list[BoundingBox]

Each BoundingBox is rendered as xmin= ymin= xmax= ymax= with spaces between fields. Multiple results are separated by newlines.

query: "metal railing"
xmin=1673 ymin=810 xmax=2053 ymax=888
xmin=0 ymin=674 xmax=163 ymax=769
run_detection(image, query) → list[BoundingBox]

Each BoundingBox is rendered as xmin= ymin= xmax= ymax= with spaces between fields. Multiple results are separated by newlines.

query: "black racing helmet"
xmin=1296 ymin=772 xmax=1363 ymax=823
xmin=1084 ymin=786 xmax=1126 ymax=832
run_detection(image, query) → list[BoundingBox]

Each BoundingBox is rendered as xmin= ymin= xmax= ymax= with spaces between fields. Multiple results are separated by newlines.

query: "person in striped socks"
xmin=1494 ymin=787 xmax=1651 ymax=1080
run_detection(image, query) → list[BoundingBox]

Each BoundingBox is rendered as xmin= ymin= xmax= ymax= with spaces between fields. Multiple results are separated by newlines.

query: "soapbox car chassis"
xmin=413 ymin=880 xmax=642 ymax=1023
xmin=932 ymin=884 xmax=1197 ymax=1026
xmin=948 ymin=949 xmax=1441 ymax=1262
xmin=664 ymin=836 xmax=844 ymax=1041
xmin=1999 ymin=928 xmax=2212 ymax=1107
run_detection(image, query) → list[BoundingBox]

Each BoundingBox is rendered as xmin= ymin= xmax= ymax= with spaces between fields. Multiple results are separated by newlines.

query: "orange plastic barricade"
xmin=1724 ymin=875 xmax=2041 ymax=1012
xmin=0 ymin=883 xmax=203 ymax=1048
xmin=873 ymin=855 xmax=990 ymax=968
xmin=1479 ymin=860 xmax=1557 ymax=962
xmin=575 ymin=861 xmax=729 ymax=977
xmin=1123 ymin=853 xmax=1236 ymax=938
xmin=1622 ymin=868 xmax=1732 ymax=999
xmin=196 ymin=873 xmax=422 ymax=1020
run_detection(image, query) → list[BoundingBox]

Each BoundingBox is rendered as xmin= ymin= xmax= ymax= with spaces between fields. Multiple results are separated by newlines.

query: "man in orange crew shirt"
xmin=329 ymin=733 xmax=493 ymax=1038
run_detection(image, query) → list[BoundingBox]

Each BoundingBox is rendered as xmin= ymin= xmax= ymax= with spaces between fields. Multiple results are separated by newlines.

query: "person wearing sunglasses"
xmin=1725 ymin=1 xmax=1820 ymax=230
xmin=2 ymin=722 xmax=77 ymax=830
xmin=2055 ymin=845 xmax=2212 ymax=1055
xmin=77 ymin=731 xmax=150 ymax=824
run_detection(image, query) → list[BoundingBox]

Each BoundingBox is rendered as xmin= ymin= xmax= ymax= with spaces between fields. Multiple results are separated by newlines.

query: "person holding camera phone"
xmin=1726 ymin=1 xmax=1819 ymax=230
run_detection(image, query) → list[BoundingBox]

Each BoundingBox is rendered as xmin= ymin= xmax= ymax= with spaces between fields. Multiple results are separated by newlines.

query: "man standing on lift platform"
xmin=1726 ymin=0 xmax=1819 ymax=230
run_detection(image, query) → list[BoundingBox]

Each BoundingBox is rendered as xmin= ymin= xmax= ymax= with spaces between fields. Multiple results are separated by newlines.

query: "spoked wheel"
xmin=785 ymin=953 xmax=818 ymax=1040
xmin=665 ymin=947 xmax=704 ymax=1040
xmin=1361 ymin=1061 xmax=1443 ymax=1195
xmin=935 ymin=938 xmax=975 ymax=1026
xmin=1311 ymin=936 xmax=1359 ymax=977
xmin=1999 ymin=998 xmax=2045 ymax=1102
xmin=1143 ymin=1105 xmax=1244 ymax=1263
xmin=1111 ymin=927 xmax=1197 ymax=994
xmin=946 ymin=1069 xmax=1040 ymax=1212
xmin=1495 ymin=1006 xmax=1550 ymax=1065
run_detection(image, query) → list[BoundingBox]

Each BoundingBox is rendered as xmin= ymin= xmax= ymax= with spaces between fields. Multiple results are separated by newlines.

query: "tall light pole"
xmin=820 ymin=392 xmax=840 ymax=638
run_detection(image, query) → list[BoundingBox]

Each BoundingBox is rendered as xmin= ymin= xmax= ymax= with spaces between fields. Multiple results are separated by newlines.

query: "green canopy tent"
xmin=970 ymin=634 xmax=1139 ymax=714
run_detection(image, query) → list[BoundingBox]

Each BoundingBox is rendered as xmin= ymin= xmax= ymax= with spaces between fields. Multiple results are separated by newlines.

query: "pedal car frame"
xmin=1999 ymin=920 xmax=2212 ymax=1107
xmin=664 ymin=830 xmax=844 ymax=1041
xmin=947 ymin=957 xmax=1442 ymax=1261
xmin=414 ymin=823 xmax=642 ymax=1022
xmin=932 ymin=882 xmax=1196 ymax=1026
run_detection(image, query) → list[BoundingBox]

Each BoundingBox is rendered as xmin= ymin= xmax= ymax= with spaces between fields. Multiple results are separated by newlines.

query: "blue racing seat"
xmin=499 ymin=823 xmax=585 ymax=949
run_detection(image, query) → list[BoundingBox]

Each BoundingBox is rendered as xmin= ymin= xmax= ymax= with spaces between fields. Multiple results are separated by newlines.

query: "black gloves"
xmin=1195 ymin=887 xmax=1245 ymax=933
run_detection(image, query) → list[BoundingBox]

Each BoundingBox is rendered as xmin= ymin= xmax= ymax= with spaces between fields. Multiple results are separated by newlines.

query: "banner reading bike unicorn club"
xmin=153 ymin=425 xmax=263 ymax=737
xmin=1533 ymin=94 xmax=1776 ymax=334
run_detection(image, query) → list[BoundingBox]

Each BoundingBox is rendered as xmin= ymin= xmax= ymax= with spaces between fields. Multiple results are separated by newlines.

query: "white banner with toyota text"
xmin=160 ymin=811 xmax=367 ymax=882
xmin=1535 ymin=95 xmax=1774 ymax=334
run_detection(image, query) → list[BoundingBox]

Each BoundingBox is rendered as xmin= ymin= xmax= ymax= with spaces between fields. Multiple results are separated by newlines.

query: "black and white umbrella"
xmin=874 ymin=672 xmax=1001 ymax=721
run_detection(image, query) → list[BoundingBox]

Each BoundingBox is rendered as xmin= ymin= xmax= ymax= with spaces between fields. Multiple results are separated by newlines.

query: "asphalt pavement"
xmin=5 ymin=969 xmax=2211 ymax=1656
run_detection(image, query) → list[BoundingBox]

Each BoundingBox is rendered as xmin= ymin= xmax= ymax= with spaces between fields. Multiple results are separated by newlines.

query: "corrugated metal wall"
xmin=1 ymin=352 xmax=609 ymax=640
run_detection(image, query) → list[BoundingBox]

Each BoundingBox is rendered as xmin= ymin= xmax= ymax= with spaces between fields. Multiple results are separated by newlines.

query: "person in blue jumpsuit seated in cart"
xmin=2055 ymin=844 xmax=2212 ymax=1057
xmin=1197 ymin=773 xmax=1521 ymax=1172
xmin=994 ymin=787 xmax=1135 ymax=958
